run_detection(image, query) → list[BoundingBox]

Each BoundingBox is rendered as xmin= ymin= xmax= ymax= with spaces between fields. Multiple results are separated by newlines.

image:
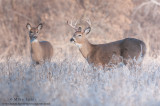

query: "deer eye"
xmin=78 ymin=35 xmax=81 ymax=37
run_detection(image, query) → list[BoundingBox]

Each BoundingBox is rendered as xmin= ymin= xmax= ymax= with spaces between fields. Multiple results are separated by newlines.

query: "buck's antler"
xmin=67 ymin=20 xmax=78 ymax=30
xmin=85 ymin=18 xmax=91 ymax=27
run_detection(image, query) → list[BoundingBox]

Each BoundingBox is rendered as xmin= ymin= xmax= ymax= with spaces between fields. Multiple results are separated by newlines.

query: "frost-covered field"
xmin=0 ymin=56 xmax=160 ymax=106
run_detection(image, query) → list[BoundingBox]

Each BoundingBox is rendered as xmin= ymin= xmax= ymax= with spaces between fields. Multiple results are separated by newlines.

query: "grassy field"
xmin=0 ymin=56 xmax=160 ymax=106
xmin=0 ymin=0 xmax=160 ymax=106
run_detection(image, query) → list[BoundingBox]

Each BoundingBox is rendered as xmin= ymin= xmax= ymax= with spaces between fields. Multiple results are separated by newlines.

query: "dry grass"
xmin=0 ymin=56 xmax=160 ymax=105
xmin=0 ymin=0 xmax=159 ymax=58
xmin=0 ymin=0 xmax=160 ymax=105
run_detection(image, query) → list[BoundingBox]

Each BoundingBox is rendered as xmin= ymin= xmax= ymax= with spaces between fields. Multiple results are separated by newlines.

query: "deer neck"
xmin=30 ymin=39 xmax=42 ymax=54
xmin=79 ymin=39 xmax=93 ymax=59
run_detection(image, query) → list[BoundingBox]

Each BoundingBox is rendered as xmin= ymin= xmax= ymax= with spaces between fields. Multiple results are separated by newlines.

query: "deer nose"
xmin=70 ymin=38 xmax=74 ymax=42
xmin=33 ymin=36 xmax=37 ymax=39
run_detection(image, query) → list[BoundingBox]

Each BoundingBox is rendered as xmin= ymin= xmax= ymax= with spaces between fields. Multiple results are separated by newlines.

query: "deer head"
xmin=67 ymin=19 xmax=91 ymax=48
xmin=26 ymin=23 xmax=43 ymax=42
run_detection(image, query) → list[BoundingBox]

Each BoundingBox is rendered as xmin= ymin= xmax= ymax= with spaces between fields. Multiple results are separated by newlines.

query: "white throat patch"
xmin=75 ymin=43 xmax=82 ymax=48
xmin=31 ymin=39 xmax=38 ymax=43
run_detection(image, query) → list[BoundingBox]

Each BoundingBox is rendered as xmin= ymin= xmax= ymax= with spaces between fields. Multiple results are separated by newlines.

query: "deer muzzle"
xmin=70 ymin=38 xmax=75 ymax=42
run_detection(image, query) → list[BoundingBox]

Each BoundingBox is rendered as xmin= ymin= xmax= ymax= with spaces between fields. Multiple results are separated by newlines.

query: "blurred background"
xmin=0 ymin=0 xmax=160 ymax=60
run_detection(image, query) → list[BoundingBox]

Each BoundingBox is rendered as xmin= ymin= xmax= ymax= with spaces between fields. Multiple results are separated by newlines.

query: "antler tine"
xmin=67 ymin=20 xmax=78 ymax=30
xmin=85 ymin=18 xmax=91 ymax=27
xmin=74 ymin=20 xmax=78 ymax=26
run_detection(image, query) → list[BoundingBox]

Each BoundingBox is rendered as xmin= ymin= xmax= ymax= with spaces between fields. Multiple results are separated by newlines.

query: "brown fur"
xmin=31 ymin=41 xmax=53 ymax=64
xmin=26 ymin=23 xmax=53 ymax=64
xmin=70 ymin=28 xmax=146 ymax=67
xmin=85 ymin=38 xmax=146 ymax=67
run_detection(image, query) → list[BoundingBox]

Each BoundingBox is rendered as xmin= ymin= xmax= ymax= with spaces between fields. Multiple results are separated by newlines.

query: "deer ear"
xmin=37 ymin=23 xmax=43 ymax=30
xmin=26 ymin=23 xmax=31 ymax=30
xmin=84 ymin=27 xmax=91 ymax=35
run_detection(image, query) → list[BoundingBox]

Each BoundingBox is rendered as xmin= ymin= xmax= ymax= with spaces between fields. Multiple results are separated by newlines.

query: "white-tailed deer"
xmin=26 ymin=23 xmax=53 ymax=65
xmin=67 ymin=20 xmax=146 ymax=67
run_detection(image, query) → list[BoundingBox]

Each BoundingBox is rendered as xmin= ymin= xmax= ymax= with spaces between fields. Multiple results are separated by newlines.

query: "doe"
xmin=26 ymin=23 xmax=53 ymax=65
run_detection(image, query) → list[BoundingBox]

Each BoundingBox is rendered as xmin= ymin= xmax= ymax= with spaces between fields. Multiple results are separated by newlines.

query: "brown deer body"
xmin=68 ymin=20 xmax=146 ymax=67
xmin=26 ymin=23 xmax=53 ymax=65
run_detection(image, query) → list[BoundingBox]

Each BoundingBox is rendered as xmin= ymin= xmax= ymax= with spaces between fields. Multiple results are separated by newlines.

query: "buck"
xmin=67 ymin=20 xmax=146 ymax=67
xmin=26 ymin=23 xmax=53 ymax=65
